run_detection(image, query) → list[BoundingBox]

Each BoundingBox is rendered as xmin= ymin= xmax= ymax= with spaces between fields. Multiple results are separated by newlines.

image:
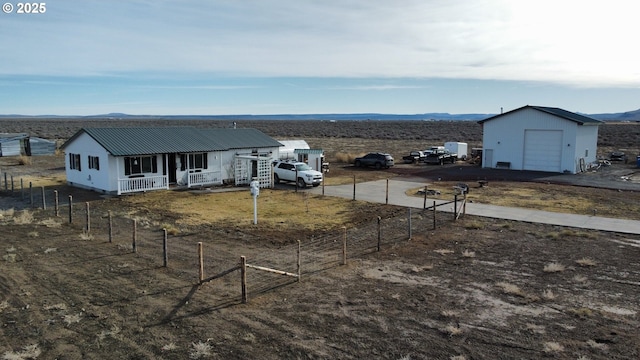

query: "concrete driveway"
xmin=310 ymin=179 xmax=640 ymax=235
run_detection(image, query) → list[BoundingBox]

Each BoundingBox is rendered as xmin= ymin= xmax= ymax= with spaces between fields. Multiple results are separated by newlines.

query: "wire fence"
xmin=1 ymin=180 xmax=459 ymax=304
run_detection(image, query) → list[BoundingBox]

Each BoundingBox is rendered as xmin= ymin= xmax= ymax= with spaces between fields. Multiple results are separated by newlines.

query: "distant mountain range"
xmin=1 ymin=109 xmax=639 ymax=121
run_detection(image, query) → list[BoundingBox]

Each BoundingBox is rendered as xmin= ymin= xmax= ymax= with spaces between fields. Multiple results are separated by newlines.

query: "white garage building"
xmin=478 ymin=105 xmax=603 ymax=174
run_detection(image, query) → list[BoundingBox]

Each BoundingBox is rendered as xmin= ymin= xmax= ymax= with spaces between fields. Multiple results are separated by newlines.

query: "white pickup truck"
xmin=273 ymin=160 xmax=323 ymax=188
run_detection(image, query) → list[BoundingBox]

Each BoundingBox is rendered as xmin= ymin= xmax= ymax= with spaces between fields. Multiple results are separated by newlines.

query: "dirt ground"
xmin=1 ymin=121 xmax=640 ymax=359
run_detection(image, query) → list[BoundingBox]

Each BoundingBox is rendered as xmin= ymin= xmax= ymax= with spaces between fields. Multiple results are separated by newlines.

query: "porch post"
xmin=165 ymin=153 xmax=169 ymax=189
xmin=186 ymin=153 xmax=191 ymax=188
xmin=116 ymin=156 xmax=122 ymax=195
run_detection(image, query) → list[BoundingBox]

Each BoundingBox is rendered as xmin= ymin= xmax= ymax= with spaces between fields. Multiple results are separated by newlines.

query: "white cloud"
xmin=1 ymin=0 xmax=639 ymax=87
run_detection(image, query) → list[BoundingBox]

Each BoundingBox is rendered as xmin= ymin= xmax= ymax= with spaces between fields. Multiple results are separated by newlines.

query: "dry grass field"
xmin=0 ymin=119 xmax=639 ymax=359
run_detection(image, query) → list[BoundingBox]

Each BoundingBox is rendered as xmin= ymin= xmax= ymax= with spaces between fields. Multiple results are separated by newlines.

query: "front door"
xmin=168 ymin=153 xmax=177 ymax=184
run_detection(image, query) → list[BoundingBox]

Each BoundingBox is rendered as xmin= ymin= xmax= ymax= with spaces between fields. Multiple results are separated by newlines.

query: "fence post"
xmin=408 ymin=208 xmax=412 ymax=240
xmin=385 ymin=178 xmax=389 ymax=205
xmin=198 ymin=242 xmax=204 ymax=283
xmin=377 ymin=216 xmax=382 ymax=252
xmin=54 ymin=190 xmax=59 ymax=216
xmin=240 ymin=256 xmax=247 ymax=304
xmin=342 ymin=226 xmax=347 ymax=265
xmin=108 ymin=211 xmax=113 ymax=243
xmin=68 ymin=195 xmax=73 ymax=224
xmin=463 ymin=193 xmax=467 ymax=216
xmin=20 ymin=178 xmax=24 ymax=200
xmin=29 ymin=182 xmax=33 ymax=208
xmin=11 ymin=175 xmax=14 ymax=192
xmin=41 ymin=186 xmax=46 ymax=210
xmin=3 ymin=172 xmax=6 ymax=190
xmin=453 ymin=194 xmax=458 ymax=221
xmin=85 ymin=202 xmax=90 ymax=233
xmin=296 ymin=240 xmax=301 ymax=282
xmin=322 ymin=175 xmax=325 ymax=196
xmin=432 ymin=200 xmax=436 ymax=230
xmin=352 ymin=175 xmax=356 ymax=201
xmin=423 ymin=185 xmax=427 ymax=209
xmin=163 ymin=229 xmax=168 ymax=267
xmin=132 ymin=219 xmax=137 ymax=253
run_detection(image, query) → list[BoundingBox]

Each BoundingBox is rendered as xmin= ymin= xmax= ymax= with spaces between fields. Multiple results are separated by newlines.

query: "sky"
xmin=1 ymin=0 xmax=639 ymax=116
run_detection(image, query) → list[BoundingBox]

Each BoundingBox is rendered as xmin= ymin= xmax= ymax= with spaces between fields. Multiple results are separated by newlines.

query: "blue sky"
xmin=1 ymin=0 xmax=639 ymax=116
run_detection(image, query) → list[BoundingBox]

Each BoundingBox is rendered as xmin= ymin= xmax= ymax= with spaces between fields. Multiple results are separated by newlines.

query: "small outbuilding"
xmin=0 ymin=133 xmax=31 ymax=157
xmin=278 ymin=139 xmax=326 ymax=172
xmin=60 ymin=127 xmax=282 ymax=195
xmin=478 ymin=105 xmax=603 ymax=174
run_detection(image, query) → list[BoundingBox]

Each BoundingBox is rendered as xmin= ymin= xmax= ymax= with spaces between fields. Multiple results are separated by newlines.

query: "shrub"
xmin=442 ymin=325 xmax=463 ymax=337
xmin=13 ymin=210 xmax=33 ymax=225
xmin=0 ymin=208 xmax=15 ymax=217
xmin=543 ymin=262 xmax=565 ymax=273
xmin=434 ymin=249 xmax=454 ymax=255
xmin=161 ymin=223 xmax=180 ymax=236
xmin=575 ymin=257 xmax=597 ymax=267
xmin=570 ymin=307 xmax=594 ymax=318
xmin=190 ymin=341 xmax=213 ymax=359
xmin=79 ymin=231 xmax=94 ymax=241
xmin=496 ymin=282 xmax=526 ymax=297
xmin=463 ymin=220 xmax=484 ymax=230
xmin=541 ymin=289 xmax=556 ymax=300
xmin=543 ymin=341 xmax=564 ymax=353
xmin=18 ymin=155 xmax=32 ymax=165
xmin=462 ymin=250 xmax=476 ymax=258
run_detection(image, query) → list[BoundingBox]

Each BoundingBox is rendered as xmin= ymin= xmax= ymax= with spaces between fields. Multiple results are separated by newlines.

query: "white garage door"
xmin=523 ymin=130 xmax=562 ymax=172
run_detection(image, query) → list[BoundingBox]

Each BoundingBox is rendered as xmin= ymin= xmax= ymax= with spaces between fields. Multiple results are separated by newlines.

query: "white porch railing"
xmin=118 ymin=175 xmax=168 ymax=195
xmin=188 ymin=170 xmax=222 ymax=187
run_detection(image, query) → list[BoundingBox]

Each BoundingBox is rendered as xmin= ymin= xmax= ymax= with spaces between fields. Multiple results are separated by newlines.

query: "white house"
xmin=478 ymin=105 xmax=603 ymax=174
xmin=60 ymin=127 xmax=283 ymax=195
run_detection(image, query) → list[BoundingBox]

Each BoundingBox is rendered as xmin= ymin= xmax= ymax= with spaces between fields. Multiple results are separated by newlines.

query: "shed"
xmin=478 ymin=105 xmax=602 ymax=174
xmin=278 ymin=140 xmax=310 ymax=160
xmin=60 ymin=127 xmax=282 ymax=194
xmin=279 ymin=139 xmax=326 ymax=172
xmin=0 ymin=133 xmax=30 ymax=157
xmin=29 ymin=137 xmax=57 ymax=155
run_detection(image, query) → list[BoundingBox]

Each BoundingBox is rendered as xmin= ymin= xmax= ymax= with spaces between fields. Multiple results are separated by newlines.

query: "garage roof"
xmin=478 ymin=105 xmax=603 ymax=125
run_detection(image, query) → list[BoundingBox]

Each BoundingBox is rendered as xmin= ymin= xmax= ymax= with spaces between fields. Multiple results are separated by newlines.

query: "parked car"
xmin=424 ymin=149 xmax=457 ymax=165
xmin=609 ymin=151 xmax=627 ymax=162
xmin=402 ymin=150 xmax=428 ymax=164
xmin=272 ymin=160 xmax=323 ymax=188
xmin=354 ymin=152 xmax=394 ymax=169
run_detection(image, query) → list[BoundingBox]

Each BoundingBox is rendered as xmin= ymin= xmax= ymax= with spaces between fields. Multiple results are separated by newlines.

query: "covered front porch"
xmin=116 ymin=152 xmax=223 ymax=195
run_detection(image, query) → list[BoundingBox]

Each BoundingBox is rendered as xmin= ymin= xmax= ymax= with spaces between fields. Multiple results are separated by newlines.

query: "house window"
xmin=585 ymin=149 xmax=589 ymax=157
xmin=180 ymin=153 xmax=208 ymax=171
xmin=88 ymin=155 xmax=100 ymax=170
xmin=69 ymin=153 xmax=81 ymax=171
xmin=124 ymin=156 xmax=157 ymax=176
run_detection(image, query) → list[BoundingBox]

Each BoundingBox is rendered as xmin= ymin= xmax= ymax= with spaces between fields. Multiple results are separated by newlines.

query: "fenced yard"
xmin=0 ymin=180 xmax=459 ymax=305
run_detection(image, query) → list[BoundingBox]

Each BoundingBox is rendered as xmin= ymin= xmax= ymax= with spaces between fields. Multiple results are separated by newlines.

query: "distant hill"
xmin=589 ymin=109 xmax=640 ymax=121
xmin=1 ymin=109 xmax=639 ymax=121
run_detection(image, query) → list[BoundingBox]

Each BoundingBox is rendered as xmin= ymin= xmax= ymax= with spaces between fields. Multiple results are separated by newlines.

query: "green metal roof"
xmin=200 ymin=128 xmax=283 ymax=149
xmin=61 ymin=127 xmax=280 ymax=156
xmin=478 ymin=105 xmax=603 ymax=125
xmin=294 ymin=148 xmax=324 ymax=155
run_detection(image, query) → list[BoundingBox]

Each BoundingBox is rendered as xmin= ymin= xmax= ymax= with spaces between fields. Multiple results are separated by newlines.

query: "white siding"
xmin=575 ymin=125 xmax=599 ymax=172
xmin=482 ymin=107 xmax=584 ymax=173
xmin=64 ymin=133 xmax=112 ymax=192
